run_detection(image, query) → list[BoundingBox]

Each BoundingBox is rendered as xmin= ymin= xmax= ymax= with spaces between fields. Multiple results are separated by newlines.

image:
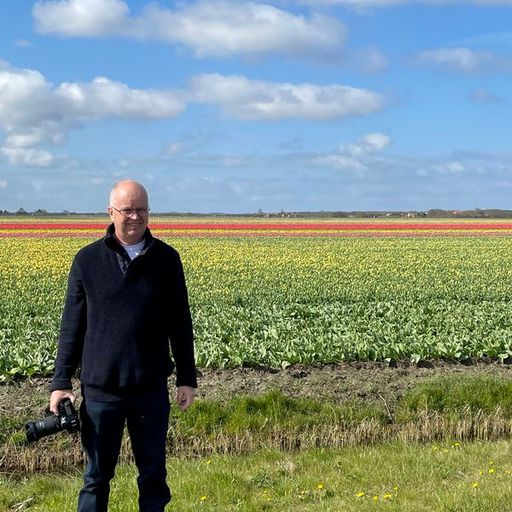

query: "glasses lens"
xmin=120 ymin=208 xmax=149 ymax=216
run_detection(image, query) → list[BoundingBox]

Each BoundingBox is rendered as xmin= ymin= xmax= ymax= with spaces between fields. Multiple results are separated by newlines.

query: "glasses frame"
xmin=110 ymin=206 xmax=151 ymax=218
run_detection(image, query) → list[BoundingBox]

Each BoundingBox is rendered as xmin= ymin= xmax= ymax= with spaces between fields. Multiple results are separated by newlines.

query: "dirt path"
xmin=2 ymin=359 xmax=512 ymax=421
xmin=195 ymin=359 xmax=512 ymax=408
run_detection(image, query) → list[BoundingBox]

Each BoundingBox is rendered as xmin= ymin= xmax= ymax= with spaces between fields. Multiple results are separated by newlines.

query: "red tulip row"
xmin=2 ymin=221 xmax=512 ymax=230
xmin=2 ymin=220 xmax=512 ymax=237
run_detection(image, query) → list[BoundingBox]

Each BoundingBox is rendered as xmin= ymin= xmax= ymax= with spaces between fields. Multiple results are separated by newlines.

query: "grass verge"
xmin=2 ymin=375 xmax=512 ymax=472
xmin=1 ymin=440 xmax=512 ymax=511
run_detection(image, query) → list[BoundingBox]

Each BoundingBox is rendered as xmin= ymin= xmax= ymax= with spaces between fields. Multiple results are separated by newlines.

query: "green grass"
xmin=183 ymin=377 xmax=512 ymax=436
xmin=4 ymin=377 xmax=512 ymax=473
xmin=2 ymin=441 xmax=512 ymax=511
xmin=179 ymin=390 xmax=387 ymax=435
xmin=399 ymin=375 xmax=512 ymax=417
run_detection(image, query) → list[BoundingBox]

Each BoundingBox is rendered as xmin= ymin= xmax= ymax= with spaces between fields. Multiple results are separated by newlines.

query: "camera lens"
xmin=25 ymin=415 xmax=62 ymax=443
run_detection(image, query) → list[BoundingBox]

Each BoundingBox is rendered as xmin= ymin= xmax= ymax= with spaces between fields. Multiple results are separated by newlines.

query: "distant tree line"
xmin=237 ymin=208 xmax=512 ymax=219
xmin=2 ymin=208 xmax=512 ymax=219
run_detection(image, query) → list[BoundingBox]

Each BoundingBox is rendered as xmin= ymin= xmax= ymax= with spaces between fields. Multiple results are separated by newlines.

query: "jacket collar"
xmin=104 ymin=223 xmax=154 ymax=253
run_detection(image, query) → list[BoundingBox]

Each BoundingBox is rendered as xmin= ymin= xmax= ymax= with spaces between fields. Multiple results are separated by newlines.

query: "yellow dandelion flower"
xmin=471 ymin=482 xmax=479 ymax=488
xmin=489 ymin=468 xmax=496 ymax=475
xmin=200 ymin=495 xmax=208 ymax=502
xmin=373 ymin=495 xmax=379 ymax=502
xmin=355 ymin=492 xmax=365 ymax=498
xmin=317 ymin=483 xmax=324 ymax=490
xmin=383 ymin=493 xmax=393 ymax=500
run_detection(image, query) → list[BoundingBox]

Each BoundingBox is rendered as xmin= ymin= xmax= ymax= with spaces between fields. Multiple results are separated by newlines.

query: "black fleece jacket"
xmin=50 ymin=224 xmax=197 ymax=400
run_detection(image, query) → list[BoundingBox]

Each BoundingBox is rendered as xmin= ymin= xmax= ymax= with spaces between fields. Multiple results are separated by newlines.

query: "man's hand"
xmin=177 ymin=386 xmax=195 ymax=411
xmin=50 ymin=389 xmax=76 ymax=415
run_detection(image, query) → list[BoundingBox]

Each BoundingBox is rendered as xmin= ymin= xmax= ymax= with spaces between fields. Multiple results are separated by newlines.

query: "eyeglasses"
xmin=110 ymin=206 xmax=150 ymax=218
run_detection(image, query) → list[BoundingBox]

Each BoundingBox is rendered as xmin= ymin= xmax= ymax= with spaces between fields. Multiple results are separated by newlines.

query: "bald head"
xmin=109 ymin=180 xmax=148 ymax=207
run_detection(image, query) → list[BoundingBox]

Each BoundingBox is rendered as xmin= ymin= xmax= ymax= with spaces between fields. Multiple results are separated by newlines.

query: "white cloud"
xmin=4 ymin=126 xmax=66 ymax=149
xmin=33 ymin=0 xmax=129 ymax=37
xmin=0 ymin=62 xmax=186 ymax=167
xmin=432 ymin=161 xmax=465 ymax=174
xmin=0 ymin=180 xmax=8 ymax=189
xmin=317 ymin=132 xmax=391 ymax=171
xmin=33 ymin=0 xmax=346 ymax=60
xmin=0 ymin=63 xmax=386 ymax=167
xmin=415 ymin=48 xmax=512 ymax=73
xmin=1 ymin=147 xmax=56 ymax=167
xmin=55 ymin=77 xmax=185 ymax=119
xmin=315 ymin=154 xmax=366 ymax=170
xmin=345 ymin=132 xmax=391 ymax=156
xmin=6 ymin=140 xmax=511 ymax=213
xmin=190 ymin=74 xmax=384 ymax=120
xmin=153 ymin=148 xmax=511 ymax=211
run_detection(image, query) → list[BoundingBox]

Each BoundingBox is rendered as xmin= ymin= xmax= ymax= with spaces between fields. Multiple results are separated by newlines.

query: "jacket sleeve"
xmin=168 ymin=254 xmax=197 ymax=388
xmin=50 ymin=256 xmax=87 ymax=391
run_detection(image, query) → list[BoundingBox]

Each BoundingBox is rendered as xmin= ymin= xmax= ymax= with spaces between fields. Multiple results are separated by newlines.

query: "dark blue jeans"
xmin=77 ymin=388 xmax=171 ymax=512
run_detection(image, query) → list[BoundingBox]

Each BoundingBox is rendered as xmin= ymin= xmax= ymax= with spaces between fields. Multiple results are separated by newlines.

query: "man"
xmin=49 ymin=180 xmax=197 ymax=512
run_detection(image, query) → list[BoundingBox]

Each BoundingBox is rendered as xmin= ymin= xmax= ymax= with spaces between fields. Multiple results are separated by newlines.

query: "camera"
xmin=25 ymin=399 xmax=80 ymax=443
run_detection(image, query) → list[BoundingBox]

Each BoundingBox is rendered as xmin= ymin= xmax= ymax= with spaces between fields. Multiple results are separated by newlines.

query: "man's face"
xmin=108 ymin=184 xmax=149 ymax=245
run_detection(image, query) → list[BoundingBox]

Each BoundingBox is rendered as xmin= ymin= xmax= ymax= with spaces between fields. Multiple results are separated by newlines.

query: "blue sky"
xmin=0 ymin=0 xmax=511 ymax=213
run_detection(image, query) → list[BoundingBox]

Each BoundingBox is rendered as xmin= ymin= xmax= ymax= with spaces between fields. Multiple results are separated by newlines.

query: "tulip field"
xmin=2 ymin=218 xmax=512 ymax=381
